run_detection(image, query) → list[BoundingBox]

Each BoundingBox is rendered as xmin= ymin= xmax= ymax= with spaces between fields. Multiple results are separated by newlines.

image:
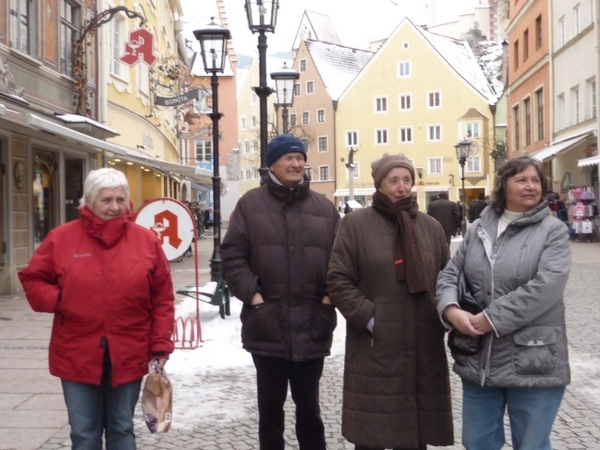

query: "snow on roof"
xmin=305 ymin=40 xmax=373 ymax=100
xmin=56 ymin=114 xmax=118 ymax=134
xmin=415 ymin=24 xmax=499 ymax=104
xmin=472 ymin=40 xmax=506 ymax=99
xmin=303 ymin=10 xmax=341 ymax=45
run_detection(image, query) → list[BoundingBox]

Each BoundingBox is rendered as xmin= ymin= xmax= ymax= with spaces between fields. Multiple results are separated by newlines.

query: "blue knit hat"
xmin=266 ymin=135 xmax=307 ymax=166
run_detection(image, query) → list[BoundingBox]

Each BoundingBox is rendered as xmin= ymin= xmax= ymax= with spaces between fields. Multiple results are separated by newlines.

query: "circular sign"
xmin=134 ymin=198 xmax=196 ymax=261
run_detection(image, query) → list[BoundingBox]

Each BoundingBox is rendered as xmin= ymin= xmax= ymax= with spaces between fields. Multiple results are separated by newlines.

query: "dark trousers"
xmin=356 ymin=445 xmax=426 ymax=450
xmin=252 ymin=354 xmax=326 ymax=450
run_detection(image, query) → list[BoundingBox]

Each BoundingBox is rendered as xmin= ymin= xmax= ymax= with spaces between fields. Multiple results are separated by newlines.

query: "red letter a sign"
xmin=120 ymin=28 xmax=157 ymax=67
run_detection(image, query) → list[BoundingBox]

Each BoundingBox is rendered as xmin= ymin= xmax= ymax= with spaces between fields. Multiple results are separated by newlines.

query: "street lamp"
xmin=270 ymin=62 xmax=299 ymax=134
xmin=193 ymin=19 xmax=231 ymax=283
xmin=455 ymin=139 xmax=471 ymax=235
xmin=245 ymin=0 xmax=279 ymax=178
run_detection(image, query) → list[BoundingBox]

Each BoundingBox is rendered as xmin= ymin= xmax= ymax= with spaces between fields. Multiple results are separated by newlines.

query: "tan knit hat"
xmin=370 ymin=153 xmax=415 ymax=188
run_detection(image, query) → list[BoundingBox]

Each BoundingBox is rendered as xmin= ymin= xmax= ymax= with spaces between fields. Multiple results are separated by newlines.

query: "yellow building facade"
xmin=335 ymin=18 xmax=498 ymax=211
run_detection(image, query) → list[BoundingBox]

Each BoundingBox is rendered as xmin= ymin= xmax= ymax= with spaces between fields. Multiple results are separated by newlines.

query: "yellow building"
xmin=335 ymin=17 xmax=499 ymax=211
xmin=99 ymin=0 xmax=214 ymax=209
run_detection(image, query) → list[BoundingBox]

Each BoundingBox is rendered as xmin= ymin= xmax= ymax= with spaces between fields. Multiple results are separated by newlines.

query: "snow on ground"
xmin=166 ymin=288 xmax=347 ymax=429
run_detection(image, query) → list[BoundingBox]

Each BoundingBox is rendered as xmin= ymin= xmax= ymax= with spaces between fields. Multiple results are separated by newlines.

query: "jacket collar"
xmin=266 ymin=173 xmax=310 ymax=203
xmin=80 ymin=206 xmax=131 ymax=248
xmin=479 ymin=201 xmax=550 ymax=229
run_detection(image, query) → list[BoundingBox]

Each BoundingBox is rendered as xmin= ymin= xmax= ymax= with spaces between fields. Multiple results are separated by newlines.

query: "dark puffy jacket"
xmin=221 ymin=175 xmax=340 ymax=361
xmin=427 ymin=198 xmax=461 ymax=237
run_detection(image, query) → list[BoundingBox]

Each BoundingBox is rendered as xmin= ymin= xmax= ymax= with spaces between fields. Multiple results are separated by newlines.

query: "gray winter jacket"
xmin=436 ymin=202 xmax=571 ymax=388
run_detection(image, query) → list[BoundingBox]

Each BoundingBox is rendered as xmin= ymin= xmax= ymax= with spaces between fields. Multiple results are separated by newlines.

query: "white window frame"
xmin=559 ymin=16 xmax=566 ymax=47
xmin=60 ymin=0 xmax=79 ymax=76
xmin=399 ymin=94 xmax=412 ymax=111
xmin=306 ymin=80 xmax=314 ymax=94
xmin=398 ymin=60 xmax=411 ymax=78
xmin=573 ymin=4 xmax=581 ymax=36
xmin=375 ymin=96 xmax=388 ymax=113
xmin=466 ymin=122 xmax=480 ymax=138
xmin=110 ymin=15 xmax=127 ymax=79
xmin=427 ymin=124 xmax=442 ymax=142
xmin=317 ymin=109 xmax=325 ymax=123
xmin=466 ymin=156 xmax=481 ymax=173
xmin=319 ymin=165 xmax=330 ymax=181
xmin=428 ymin=157 xmax=442 ymax=175
xmin=346 ymin=131 xmax=358 ymax=147
xmin=302 ymin=111 xmax=310 ymax=125
xmin=318 ymin=136 xmax=328 ymax=153
xmin=571 ymin=85 xmax=580 ymax=125
xmin=375 ymin=129 xmax=389 ymax=145
xmin=399 ymin=126 xmax=413 ymax=143
xmin=427 ymin=91 xmax=441 ymax=108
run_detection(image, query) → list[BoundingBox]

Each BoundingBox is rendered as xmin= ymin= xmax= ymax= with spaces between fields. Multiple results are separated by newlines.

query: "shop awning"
xmin=0 ymin=103 xmax=125 ymax=155
xmin=532 ymin=133 xmax=592 ymax=162
xmin=578 ymin=155 xmax=600 ymax=167
xmin=0 ymin=102 xmax=222 ymax=190
xmin=109 ymin=145 xmax=222 ymax=189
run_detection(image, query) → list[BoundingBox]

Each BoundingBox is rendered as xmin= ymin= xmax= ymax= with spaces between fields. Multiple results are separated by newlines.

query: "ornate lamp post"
xmin=270 ymin=63 xmax=299 ymax=134
xmin=455 ymin=139 xmax=471 ymax=235
xmin=193 ymin=19 xmax=231 ymax=283
xmin=244 ymin=0 xmax=279 ymax=178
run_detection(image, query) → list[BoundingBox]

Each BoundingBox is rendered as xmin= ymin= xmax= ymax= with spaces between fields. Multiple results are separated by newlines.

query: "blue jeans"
xmin=462 ymin=380 xmax=565 ymax=450
xmin=61 ymin=360 xmax=142 ymax=450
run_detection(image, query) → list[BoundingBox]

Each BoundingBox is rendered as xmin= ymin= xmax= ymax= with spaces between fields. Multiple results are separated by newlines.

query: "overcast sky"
xmin=179 ymin=0 xmax=477 ymax=57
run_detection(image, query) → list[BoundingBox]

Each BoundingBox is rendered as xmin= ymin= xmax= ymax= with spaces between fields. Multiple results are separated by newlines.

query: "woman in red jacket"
xmin=19 ymin=168 xmax=175 ymax=450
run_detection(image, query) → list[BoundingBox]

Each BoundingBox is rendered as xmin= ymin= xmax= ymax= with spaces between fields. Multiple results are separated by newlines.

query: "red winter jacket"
xmin=18 ymin=207 xmax=175 ymax=387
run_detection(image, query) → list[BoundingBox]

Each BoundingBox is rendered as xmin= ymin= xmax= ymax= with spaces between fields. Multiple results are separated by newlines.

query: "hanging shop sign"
xmin=134 ymin=198 xmax=196 ymax=261
xmin=120 ymin=28 xmax=157 ymax=66
xmin=155 ymin=89 xmax=199 ymax=107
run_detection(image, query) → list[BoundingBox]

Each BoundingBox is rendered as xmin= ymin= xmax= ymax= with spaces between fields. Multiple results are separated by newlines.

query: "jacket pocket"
xmin=243 ymin=302 xmax=283 ymax=342
xmin=511 ymin=326 xmax=558 ymax=376
xmin=310 ymin=302 xmax=337 ymax=342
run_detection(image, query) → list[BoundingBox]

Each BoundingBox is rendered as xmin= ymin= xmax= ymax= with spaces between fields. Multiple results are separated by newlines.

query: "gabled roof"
xmin=305 ymin=40 xmax=373 ymax=100
xmin=292 ymin=11 xmax=341 ymax=51
xmin=341 ymin=17 xmax=497 ymax=105
xmin=460 ymin=107 xmax=488 ymax=120
xmin=414 ymin=22 xmax=498 ymax=104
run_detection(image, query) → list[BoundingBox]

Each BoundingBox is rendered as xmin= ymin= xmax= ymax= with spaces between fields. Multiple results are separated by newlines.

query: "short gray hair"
xmin=79 ymin=168 xmax=130 ymax=209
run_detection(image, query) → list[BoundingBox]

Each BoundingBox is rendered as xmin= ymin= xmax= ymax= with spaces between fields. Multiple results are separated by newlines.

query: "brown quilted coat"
xmin=326 ymin=207 xmax=454 ymax=448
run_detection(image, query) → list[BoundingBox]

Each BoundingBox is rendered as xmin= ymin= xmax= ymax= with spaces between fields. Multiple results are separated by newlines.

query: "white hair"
xmin=79 ymin=168 xmax=130 ymax=209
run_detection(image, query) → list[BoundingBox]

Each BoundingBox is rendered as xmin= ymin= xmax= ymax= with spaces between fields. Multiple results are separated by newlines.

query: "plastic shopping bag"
xmin=141 ymin=364 xmax=172 ymax=433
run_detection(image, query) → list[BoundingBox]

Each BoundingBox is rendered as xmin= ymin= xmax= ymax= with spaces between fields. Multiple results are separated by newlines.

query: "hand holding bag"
xmin=141 ymin=361 xmax=173 ymax=433
xmin=447 ymin=273 xmax=485 ymax=356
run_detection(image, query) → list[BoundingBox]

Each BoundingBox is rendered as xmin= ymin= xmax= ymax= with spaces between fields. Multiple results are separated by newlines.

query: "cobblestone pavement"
xmin=18 ymin=240 xmax=600 ymax=449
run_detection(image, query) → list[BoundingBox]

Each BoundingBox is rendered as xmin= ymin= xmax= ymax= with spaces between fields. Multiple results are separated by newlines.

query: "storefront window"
xmin=33 ymin=150 xmax=57 ymax=248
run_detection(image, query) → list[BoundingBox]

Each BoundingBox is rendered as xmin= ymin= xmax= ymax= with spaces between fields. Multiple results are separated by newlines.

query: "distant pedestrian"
xmin=437 ymin=155 xmax=571 ymax=450
xmin=427 ymin=191 xmax=461 ymax=246
xmin=222 ymin=134 xmax=340 ymax=450
xmin=469 ymin=195 xmax=487 ymax=223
